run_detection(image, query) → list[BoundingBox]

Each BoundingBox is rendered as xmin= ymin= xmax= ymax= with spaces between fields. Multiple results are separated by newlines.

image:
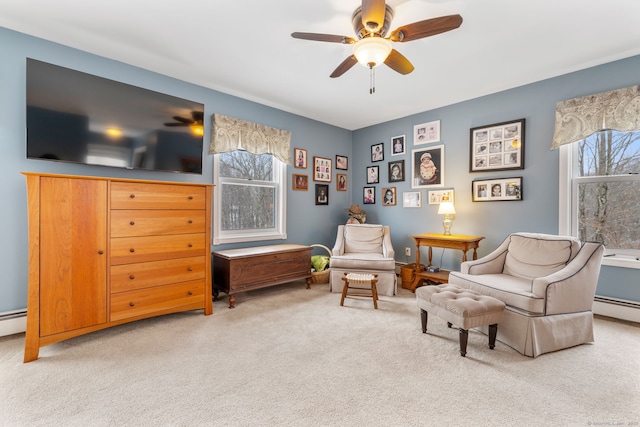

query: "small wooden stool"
xmin=340 ymin=273 xmax=379 ymax=309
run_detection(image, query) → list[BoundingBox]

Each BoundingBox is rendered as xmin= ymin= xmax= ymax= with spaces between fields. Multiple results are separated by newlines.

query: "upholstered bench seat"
xmin=416 ymin=284 xmax=505 ymax=356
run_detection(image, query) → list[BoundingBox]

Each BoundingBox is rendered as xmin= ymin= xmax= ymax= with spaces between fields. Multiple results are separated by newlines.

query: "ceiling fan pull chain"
xmin=369 ymin=64 xmax=375 ymax=94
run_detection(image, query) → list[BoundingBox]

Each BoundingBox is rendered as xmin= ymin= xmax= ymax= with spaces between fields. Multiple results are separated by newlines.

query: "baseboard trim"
xmin=593 ymin=297 xmax=640 ymax=324
xmin=0 ymin=310 xmax=27 ymax=337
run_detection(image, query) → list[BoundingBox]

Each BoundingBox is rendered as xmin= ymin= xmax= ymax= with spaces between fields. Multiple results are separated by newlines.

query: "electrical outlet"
xmin=405 ymin=247 xmax=411 ymax=257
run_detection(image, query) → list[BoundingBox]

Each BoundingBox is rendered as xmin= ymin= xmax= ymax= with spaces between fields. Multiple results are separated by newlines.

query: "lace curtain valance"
xmin=210 ymin=113 xmax=292 ymax=165
xmin=550 ymin=85 xmax=640 ymax=149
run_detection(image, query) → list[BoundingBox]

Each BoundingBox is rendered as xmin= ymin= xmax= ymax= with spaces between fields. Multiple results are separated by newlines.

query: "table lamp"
xmin=438 ymin=200 xmax=456 ymax=235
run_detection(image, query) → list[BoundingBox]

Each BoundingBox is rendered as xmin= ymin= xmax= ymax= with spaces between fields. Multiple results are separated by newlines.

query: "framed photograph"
xmin=391 ymin=135 xmax=406 ymax=156
xmin=336 ymin=173 xmax=347 ymax=191
xmin=428 ymin=189 xmax=454 ymax=205
xmin=292 ymin=174 xmax=308 ymax=191
xmin=472 ymin=177 xmax=523 ymax=202
xmin=366 ymin=165 xmax=379 ymax=184
xmin=388 ymin=160 xmax=405 ymax=183
xmin=414 ymin=120 xmax=440 ymax=145
xmin=382 ymin=187 xmax=397 ymax=206
xmin=313 ymin=156 xmax=332 ymax=182
xmin=336 ymin=155 xmax=348 ymax=170
xmin=294 ymin=148 xmax=307 ymax=169
xmin=315 ymin=184 xmax=329 ymax=205
xmin=470 ymin=118 xmax=525 ymax=172
xmin=363 ymin=187 xmax=376 ymax=204
xmin=411 ymin=145 xmax=444 ymax=188
xmin=371 ymin=143 xmax=384 ymax=162
xmin=403 ymin=191 xmax=422 ymax=208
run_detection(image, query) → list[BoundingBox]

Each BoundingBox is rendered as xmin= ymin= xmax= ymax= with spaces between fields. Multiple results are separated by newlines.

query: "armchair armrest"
xmin=332 ymin=225 xmax=345 ymax=256
xmin=463 ymin=237 xmax=511 ymax=275
xmin=381 ymin=225 xmax=395 ymax=259
xmin=532 ymin=242 xmax=604 ymax=315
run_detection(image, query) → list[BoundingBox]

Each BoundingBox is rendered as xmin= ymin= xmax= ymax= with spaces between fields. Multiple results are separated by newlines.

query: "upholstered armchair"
xmin=329 ymin=224 xmax=397 ymax=296
xmin=448 ymin=232 xmax=604 ymax=357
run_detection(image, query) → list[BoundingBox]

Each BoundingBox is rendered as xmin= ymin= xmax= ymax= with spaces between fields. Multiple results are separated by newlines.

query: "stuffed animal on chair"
xmin=345 ymin=204 xmax=366 ymax=224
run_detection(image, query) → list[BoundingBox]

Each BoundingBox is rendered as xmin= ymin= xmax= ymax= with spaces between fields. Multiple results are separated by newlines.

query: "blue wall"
xmin=0 ymin=26 xmax=637 ymax=314
xmin=351 ymin=55 xmax=640 ymax=302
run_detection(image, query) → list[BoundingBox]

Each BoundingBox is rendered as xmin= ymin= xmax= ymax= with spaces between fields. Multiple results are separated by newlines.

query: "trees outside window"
xmin=565 ymin=130 xmax=640 ymax=264
xmin=213 ymin=151 xmax=286 ymax=244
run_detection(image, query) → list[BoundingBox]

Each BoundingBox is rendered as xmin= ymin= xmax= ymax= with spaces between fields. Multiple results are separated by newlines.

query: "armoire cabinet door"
xmin=39 ymin=177 xmax=108 ymax=336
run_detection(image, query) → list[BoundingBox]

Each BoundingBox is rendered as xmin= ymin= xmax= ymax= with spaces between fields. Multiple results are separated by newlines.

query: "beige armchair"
xmin=448 ymin=232 xmax=604 ymax=357
xmin=329 ymin=224 xmax=397 ymax=296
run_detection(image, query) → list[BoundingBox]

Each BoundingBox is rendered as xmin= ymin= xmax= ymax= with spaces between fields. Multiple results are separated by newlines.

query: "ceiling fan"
xmin=164 ymin=111 xmax=204 ymax=135
xmin=291 ymin=0 xmax=462 ymax=92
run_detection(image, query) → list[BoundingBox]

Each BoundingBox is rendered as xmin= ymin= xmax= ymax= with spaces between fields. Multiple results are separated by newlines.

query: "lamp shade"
xmin=353 ymin=37 xmax=392 ymax=68
xmin=438 ymin=201 xmax=456 ymax=215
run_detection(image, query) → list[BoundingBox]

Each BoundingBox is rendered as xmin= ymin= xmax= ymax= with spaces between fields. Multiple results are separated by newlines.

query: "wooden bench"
xmin=213 ymin=244 xmax=312 ymax=308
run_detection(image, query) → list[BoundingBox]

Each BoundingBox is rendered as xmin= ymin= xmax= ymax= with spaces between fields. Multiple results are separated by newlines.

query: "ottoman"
xmin=416 ymin=284 xmax=506 ymax=356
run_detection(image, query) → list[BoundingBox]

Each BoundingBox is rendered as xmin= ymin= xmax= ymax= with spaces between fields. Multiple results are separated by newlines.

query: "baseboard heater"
xmin=593 ymin=296 xmax=640 ymax=324
xmin=0 ymin=309 xmax=27 ymax=337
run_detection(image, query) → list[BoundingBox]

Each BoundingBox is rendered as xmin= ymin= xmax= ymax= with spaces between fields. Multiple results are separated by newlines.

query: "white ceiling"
xmin=2 ymin=0 xmax=640 ymax=130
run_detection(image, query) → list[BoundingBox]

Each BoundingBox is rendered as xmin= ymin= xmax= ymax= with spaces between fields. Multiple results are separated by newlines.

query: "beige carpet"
xmin=1 ymin=281 xmax=639 ymax=427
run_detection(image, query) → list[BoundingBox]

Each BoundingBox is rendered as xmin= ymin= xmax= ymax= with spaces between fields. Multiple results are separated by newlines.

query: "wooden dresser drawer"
xmin=111 ymin=233 xmax=206 ymax=265
xmin=110 ymin=280 xmax=205 ymax=322
xmin=111 ymin=256 xmax=206 ymax=293
xmin=111 ymin=210 xmax=206 ymax=237
xmin=111 ymin=182 xmax=206 ymax=210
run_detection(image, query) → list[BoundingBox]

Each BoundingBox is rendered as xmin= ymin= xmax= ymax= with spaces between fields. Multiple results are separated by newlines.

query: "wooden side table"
xmin=407 ymin=233 xmax=484 ymax=291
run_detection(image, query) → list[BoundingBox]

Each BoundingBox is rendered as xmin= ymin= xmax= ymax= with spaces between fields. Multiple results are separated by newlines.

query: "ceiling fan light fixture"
xmin=353 ymin=37 xmax=392 ymax=68
xmin=190 ymin=124 xmax=204 ymax=136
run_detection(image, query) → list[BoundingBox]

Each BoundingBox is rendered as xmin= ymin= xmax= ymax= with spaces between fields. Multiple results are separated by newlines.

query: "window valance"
xmin=210 ymin=113 xmax=292 ymax=165
xmin=550 ymin=85 xmax=640 ymax=149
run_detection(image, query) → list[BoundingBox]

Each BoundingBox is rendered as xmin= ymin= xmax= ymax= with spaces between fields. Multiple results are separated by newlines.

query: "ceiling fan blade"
xmin=164 ymin=122 xmax=188 ymax=127
xmin=330 ymin=55 xmax=358 ymax=78
xmin=171 ymin=116 xmax=193 ymax=124
xmin=291 ymin=32 xmax=355 ymax=44
xmin=191 ymin=111 xmax=204 ymax=122
xmin=361 ymin=0 xmax=386 ymax=34
xmin=384 ymin=49 xmax=414 ymax=75
xmin=388 ymin=14 xmax=463 ymax=42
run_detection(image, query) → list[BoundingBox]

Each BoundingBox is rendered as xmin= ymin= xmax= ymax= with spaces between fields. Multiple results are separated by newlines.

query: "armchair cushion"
xmin=503 ymin=233 xmax=581 ymax=279
xmin=343 ymin=224 xmax=384 ymax=254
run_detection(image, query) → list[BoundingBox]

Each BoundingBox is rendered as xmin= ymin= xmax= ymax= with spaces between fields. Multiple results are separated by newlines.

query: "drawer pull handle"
xmin=98 ymin=250 xmax=104 ymax=255
xmin=188 ymin=291 xmax=193 ymax=296
xmin=130 ymin=248 xmax=136 ymax=253
xmin=129 ymin=275 xmax=135 ymax=280
xmin=188 ymin=243 xmax=193 ymax=248
xmin=129 ymin=302 xmax=135 ymax=307
xmin=129 ymin=194 xmax=135 ymax=199
xmin=188 ymin=267 xmax=193 ymax=272
xmin=130 ymin=221 xmax=135 ymax=225
xmin=188 ymin=219 xmax=193 ymax=224
xmin=188 ymin=196 xmax=194 ymax=200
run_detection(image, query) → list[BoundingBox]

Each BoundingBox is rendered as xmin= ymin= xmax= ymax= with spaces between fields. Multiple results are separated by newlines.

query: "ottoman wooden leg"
xmin=459 ymin=328 xmax=468 ymax=357
xmin=420 ymin=309 xmax=428 ymax=333
xmin=488 ymin=324 xmax=498 ymax=350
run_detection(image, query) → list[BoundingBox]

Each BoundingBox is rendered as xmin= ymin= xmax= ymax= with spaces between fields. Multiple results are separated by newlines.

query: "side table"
xmin=407 ymin=233 xmax=484 ymax=291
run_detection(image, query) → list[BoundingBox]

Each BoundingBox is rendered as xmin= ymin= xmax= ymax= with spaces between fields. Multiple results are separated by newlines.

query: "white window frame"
xmin=559 ymin=144 xmax=640 ymax=270
xmin=212 ymin=153 xmax=287 ymax=245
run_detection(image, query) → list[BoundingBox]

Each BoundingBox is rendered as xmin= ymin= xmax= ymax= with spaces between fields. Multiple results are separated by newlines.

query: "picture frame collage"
xmin=293 ymin=116 xmax=524 ymax=209
xmin=293 ymin=147 xmax=350 ymax=206
xmin=469 ymin=118 xmax=525 ymax=202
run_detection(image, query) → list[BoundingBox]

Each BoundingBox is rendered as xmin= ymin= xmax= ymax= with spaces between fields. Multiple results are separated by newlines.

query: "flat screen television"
xmin=26 ymin=58 xmax=204 ymax=174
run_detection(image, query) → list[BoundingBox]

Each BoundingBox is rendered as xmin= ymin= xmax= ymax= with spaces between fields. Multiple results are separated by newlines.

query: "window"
xmin=559 ymin=130 xmax=640 ymax=268
xmin=213 ymin=151 xmax=286 ymax=244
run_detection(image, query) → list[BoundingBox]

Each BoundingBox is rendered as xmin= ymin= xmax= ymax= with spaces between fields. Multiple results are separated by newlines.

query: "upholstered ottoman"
xmin=416 ymin=284 xmax=505 ymax=356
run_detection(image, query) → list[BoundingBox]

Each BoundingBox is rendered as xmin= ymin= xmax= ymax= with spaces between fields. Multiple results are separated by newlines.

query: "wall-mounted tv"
xmin=26 ymin=58 xmax=204 ymax=174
